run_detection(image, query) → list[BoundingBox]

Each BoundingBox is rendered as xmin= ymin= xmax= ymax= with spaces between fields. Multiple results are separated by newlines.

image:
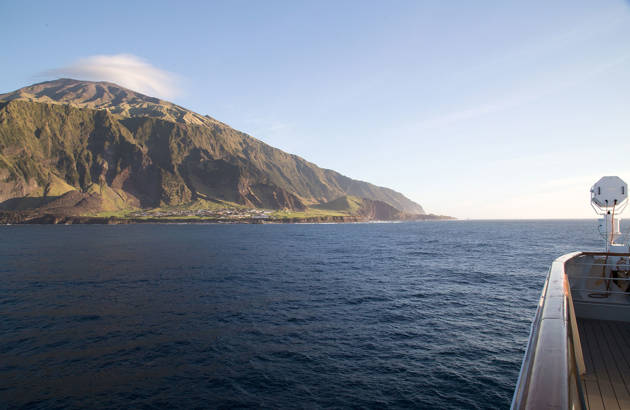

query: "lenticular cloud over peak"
xmin=44 ymin=54 xmax=181 ymax=99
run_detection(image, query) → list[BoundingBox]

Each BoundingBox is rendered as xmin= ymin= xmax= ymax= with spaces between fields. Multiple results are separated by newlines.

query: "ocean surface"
xmin=0 ymin=220 xmax=605 ymax=409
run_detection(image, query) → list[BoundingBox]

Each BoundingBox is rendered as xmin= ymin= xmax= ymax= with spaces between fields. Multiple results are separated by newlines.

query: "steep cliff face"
xmin=0 ymin=79 xmax=425 ymax=215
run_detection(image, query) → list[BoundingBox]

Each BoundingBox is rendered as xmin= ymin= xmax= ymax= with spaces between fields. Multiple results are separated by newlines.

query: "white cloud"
xmin=44 ymin=54 xmax=181 ymax=99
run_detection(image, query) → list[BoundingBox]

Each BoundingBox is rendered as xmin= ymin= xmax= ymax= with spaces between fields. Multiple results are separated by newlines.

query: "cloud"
xmin=43 ymin=54 xmax=181 ymax=99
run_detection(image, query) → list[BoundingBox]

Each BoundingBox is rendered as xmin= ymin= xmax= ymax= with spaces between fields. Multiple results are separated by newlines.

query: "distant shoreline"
xmin=0 ymin=212 xmax=454 ymax=225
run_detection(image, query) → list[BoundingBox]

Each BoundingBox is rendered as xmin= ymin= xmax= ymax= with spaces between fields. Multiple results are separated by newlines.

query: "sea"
xmin=0 ymin=220 xmax=605 ymax=409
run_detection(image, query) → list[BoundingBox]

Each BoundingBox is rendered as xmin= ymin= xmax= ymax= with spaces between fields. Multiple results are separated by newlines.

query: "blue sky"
xmin=2 ymin=1 xmax=630 ymax=218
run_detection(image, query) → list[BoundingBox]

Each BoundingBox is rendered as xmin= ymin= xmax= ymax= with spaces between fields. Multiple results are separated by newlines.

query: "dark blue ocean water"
xmin=0 ymin=221 xmax=604 ymax=409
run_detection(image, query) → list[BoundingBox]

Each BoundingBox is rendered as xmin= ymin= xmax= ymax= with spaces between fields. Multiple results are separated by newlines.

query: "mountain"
xmin=0 ymin=79 xmax=425 ymax=217
xmin=313 ymin=195 xmax=403 ymax=220
xmin=0 ymin=78 xmax=219 ymax=127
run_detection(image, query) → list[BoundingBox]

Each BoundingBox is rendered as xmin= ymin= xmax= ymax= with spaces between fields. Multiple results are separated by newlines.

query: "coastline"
xmin=0 ymin=211 xmax=454 ymax=225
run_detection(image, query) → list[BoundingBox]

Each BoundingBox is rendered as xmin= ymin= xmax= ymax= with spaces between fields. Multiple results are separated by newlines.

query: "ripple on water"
xmin=0 ymin=220 xmax=602 ymax=408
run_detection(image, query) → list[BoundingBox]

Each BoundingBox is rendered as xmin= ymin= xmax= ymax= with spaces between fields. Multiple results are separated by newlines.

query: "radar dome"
xmin=591 ymin=176 xmax=628 ymax=209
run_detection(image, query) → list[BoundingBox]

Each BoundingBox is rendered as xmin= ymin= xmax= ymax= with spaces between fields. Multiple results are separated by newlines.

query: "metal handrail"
xmin=570 ymin=276 xmax=630 ymax=281
xmin=580 ymin=251 xmax=630 ymax=256
xmin=572 ymin=263 xmax=630 ymax=267
xmin=511 ymin=252 xmax=586 ymax=410
xmin=573 ymin=289 xmax=630 ymax=295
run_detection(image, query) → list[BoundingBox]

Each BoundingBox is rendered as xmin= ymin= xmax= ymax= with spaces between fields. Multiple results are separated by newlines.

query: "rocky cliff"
xmin=0 ymin=79 xmax=426 ymax=217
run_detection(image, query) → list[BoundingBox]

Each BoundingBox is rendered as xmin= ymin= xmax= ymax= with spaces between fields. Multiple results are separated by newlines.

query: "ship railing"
xmin=572 ymin=263 xmax=630 ymax=267
xmin=511 ymin=251 xmax=587 ymax=410
xmin=569 ymin=252 xmax=630 ymax=300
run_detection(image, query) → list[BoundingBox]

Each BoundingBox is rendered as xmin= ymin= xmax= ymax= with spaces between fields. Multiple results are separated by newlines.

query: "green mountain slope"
xmin=313 ymin=195 xmax=403 ymax=220
xmin=0 ymin=79 xmax=425 ymax=216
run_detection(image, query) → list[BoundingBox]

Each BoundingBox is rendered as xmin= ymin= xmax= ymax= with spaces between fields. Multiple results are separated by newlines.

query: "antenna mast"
xmin=591 ymin=176 xmax=628 ymax=252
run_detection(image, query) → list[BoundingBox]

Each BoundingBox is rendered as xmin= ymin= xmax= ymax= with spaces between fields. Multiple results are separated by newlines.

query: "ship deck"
xmin=578 ymin=318 xmax=630 ymax=410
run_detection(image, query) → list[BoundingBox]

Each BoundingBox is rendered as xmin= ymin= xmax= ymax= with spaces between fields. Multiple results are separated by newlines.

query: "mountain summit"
xmin=0 ymin=78 xmax=218 ymax=127
xmin=0 ymin=79 xmax=425 ymax=219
